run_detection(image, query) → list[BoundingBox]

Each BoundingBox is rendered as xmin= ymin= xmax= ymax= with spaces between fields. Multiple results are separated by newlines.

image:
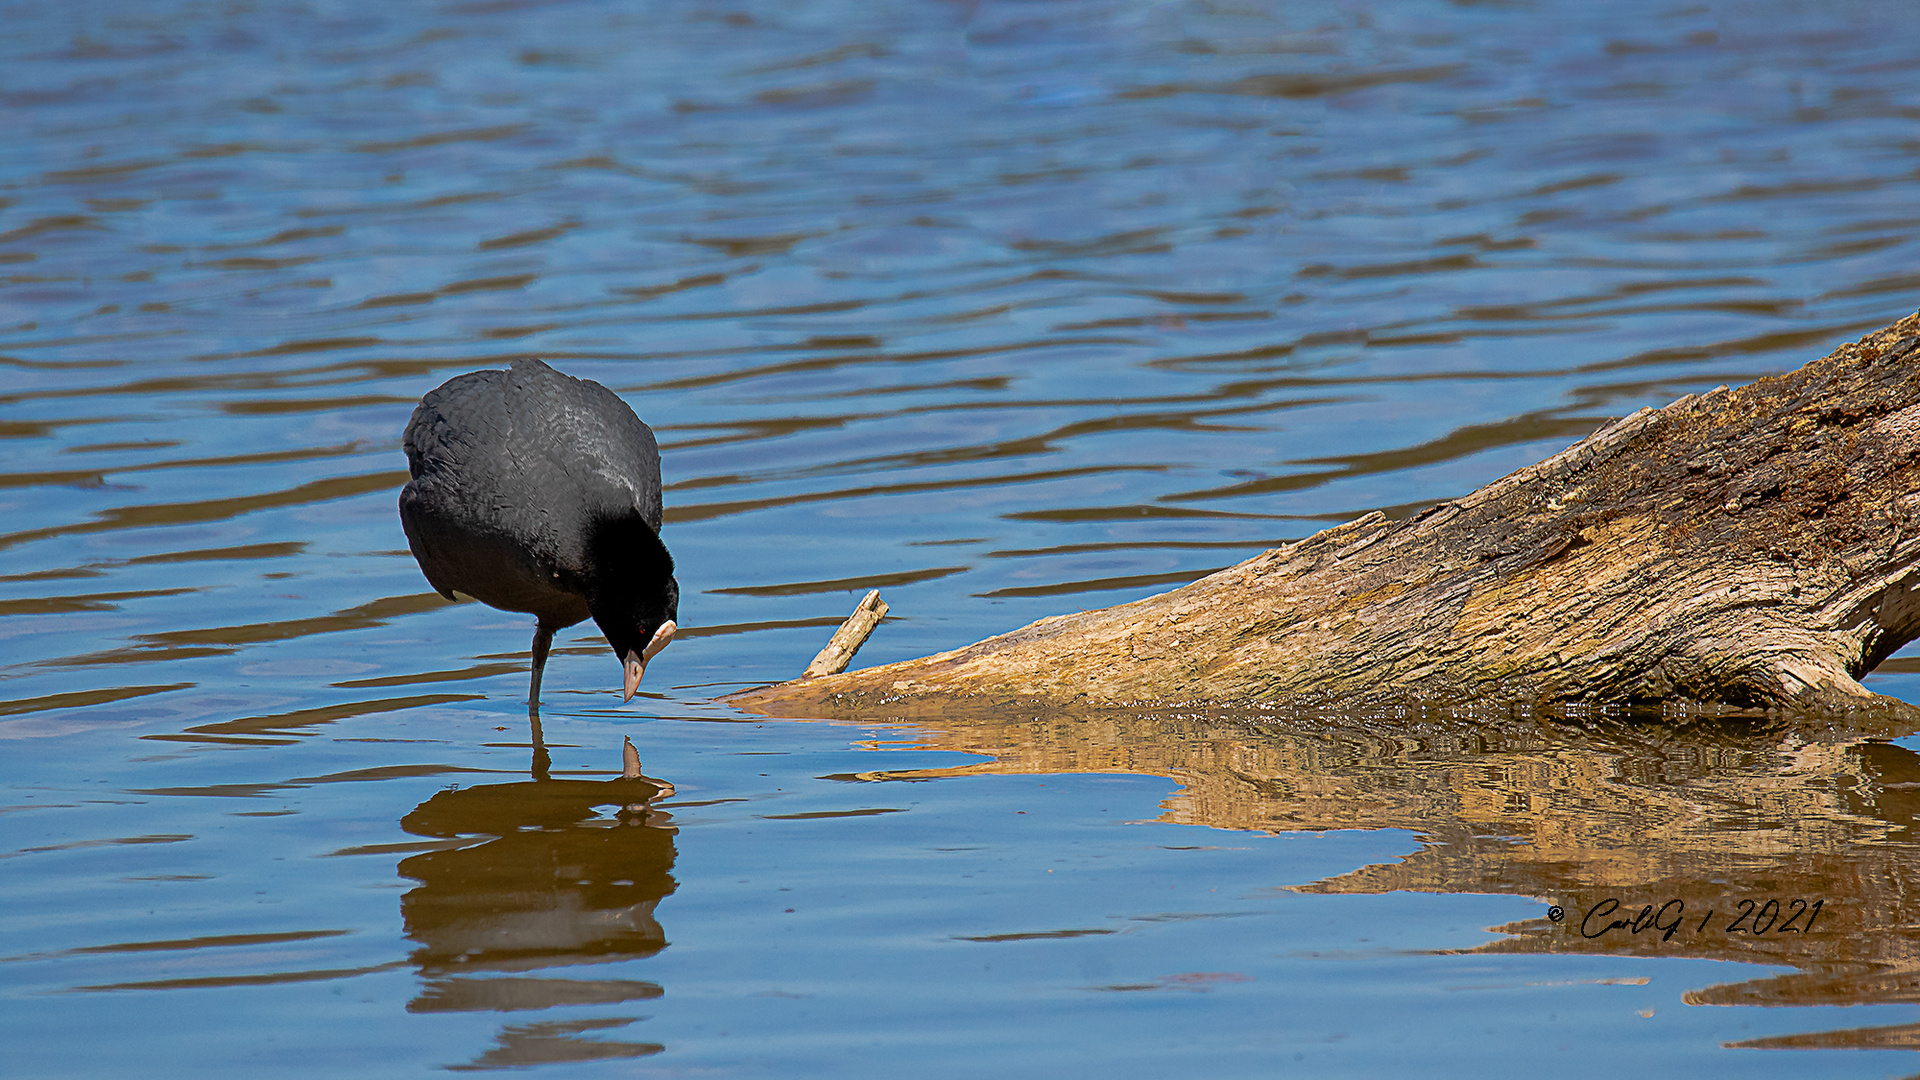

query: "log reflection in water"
xmin=396 ymin=767 xmax=676 ymax=1070
xmin=813 ymin=701 xmax=1920 ymax=1051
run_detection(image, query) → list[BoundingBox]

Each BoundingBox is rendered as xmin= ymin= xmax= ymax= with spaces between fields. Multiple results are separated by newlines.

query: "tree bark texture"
xmin=730 ymin=310 xmax=1920 ymax=717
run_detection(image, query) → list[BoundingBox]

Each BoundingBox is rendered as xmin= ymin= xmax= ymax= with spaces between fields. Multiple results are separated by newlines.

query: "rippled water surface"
xmin=6 ymin=0 xmax=1920 ymax=1074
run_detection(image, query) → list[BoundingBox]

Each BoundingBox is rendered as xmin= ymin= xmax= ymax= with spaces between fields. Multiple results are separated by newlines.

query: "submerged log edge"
xmin=730 ymin=310 xmax=1920 ymax=719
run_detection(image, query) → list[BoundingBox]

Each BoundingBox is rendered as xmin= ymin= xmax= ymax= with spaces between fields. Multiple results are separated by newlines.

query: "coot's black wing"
xmin=501 ymin=359 xmax=664 ymax=536
xmin=399 ymin=360 xmax=663 ymax=615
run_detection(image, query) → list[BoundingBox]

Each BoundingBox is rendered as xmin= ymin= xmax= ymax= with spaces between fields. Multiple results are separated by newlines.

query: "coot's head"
xmin=586 ymin=516 xmax=680 ymax=702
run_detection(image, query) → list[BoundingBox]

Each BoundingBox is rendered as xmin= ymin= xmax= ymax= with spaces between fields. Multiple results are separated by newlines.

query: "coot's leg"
xmin=527 ymin=623 xmax=554 ymax=778
xmin=528 ymin=622 xmax=556 ymax=706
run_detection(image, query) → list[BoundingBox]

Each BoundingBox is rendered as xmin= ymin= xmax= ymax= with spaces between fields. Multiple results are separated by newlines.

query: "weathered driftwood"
xmin=731 ymin=311 xmax=1920 ymax=717
xmin=803 ymin=590 xmax=889 ymax=677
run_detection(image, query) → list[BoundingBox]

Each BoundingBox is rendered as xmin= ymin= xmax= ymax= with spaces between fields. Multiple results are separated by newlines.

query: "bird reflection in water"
xmin=396 ymin=737 xmax=676 ymax=1070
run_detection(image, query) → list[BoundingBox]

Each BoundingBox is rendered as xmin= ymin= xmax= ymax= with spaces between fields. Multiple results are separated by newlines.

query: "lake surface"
xmin=5 ymin=0 xmax=1920 ymax=1074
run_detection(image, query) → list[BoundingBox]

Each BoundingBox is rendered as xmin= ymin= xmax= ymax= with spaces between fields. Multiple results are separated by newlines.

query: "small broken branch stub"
xmin=804 ymin=590 xmax=889 ymax=678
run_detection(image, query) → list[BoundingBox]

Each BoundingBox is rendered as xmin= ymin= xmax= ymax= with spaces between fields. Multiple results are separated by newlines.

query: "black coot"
xmin=399 ymin=359 xmax=678 ymax=704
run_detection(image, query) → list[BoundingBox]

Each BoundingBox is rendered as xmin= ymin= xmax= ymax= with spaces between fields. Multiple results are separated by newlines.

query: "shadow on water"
xmin=396 ymin=754 xmax=676 ymax=1070
xmin=807 ymin=699 xmax=1920 ymax=1052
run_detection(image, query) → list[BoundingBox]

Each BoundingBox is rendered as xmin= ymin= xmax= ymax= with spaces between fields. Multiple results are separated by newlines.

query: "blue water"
xmin=4 ymin=0 xmax=1920 ymax=1074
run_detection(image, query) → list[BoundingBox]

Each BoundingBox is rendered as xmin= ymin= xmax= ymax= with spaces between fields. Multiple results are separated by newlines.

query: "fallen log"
xmin=730 ymin=310 xmax=1920 ymax=717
